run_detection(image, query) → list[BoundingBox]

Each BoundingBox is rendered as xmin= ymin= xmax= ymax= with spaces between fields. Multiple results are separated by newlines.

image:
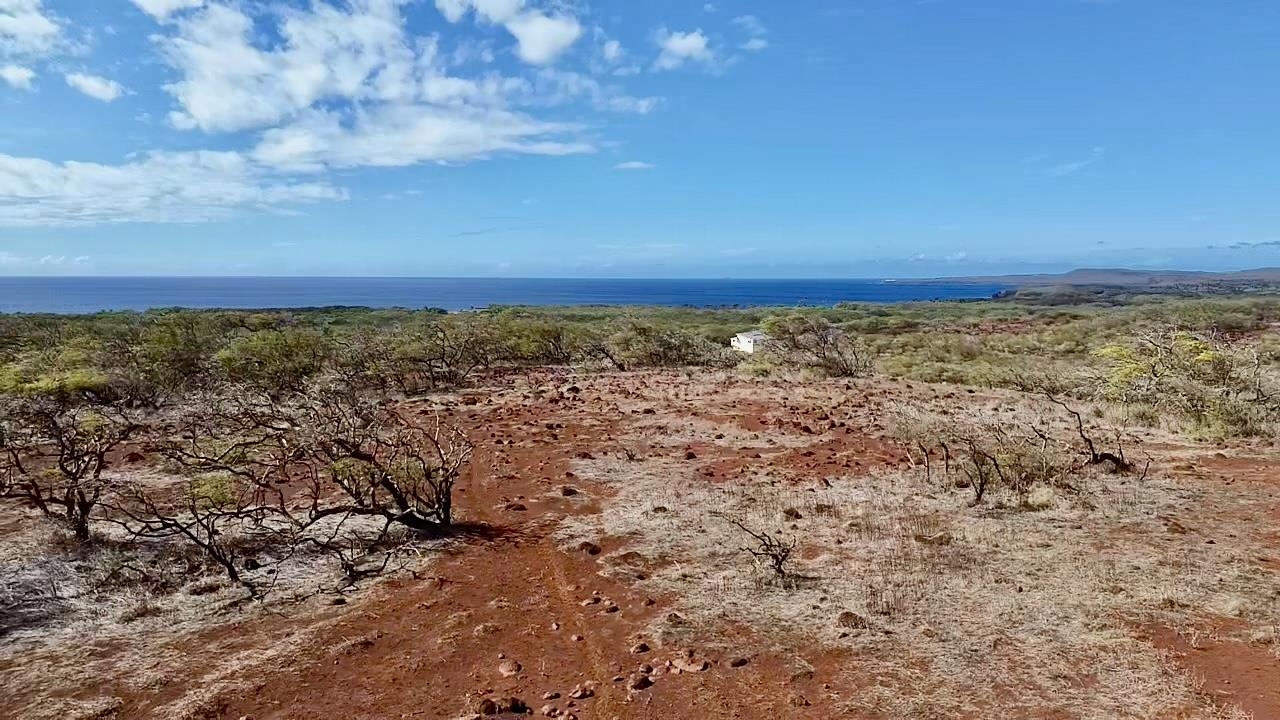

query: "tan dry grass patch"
xmin=557 ymin=441 xmax=1280 ymax=718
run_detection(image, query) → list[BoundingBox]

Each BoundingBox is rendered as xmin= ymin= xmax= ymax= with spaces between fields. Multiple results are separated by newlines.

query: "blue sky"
xmin=0 ymin=0 xmax=1278 ymax=278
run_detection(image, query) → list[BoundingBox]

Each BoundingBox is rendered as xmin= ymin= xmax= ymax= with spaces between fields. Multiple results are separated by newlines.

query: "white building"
xmin=731 ymin=330 xmax=770 ymax=354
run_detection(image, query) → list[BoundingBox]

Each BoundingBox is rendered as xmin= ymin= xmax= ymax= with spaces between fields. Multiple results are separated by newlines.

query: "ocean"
xmin=0 ymin=277 xmax=1010 ymax=314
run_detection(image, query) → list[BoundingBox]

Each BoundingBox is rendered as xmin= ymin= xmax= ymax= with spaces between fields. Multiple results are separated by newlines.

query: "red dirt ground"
xmin=3 ymin=371 xmax=1278 ymax=720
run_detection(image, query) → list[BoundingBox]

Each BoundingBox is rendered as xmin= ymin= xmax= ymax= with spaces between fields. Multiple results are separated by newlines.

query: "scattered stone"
xmin=568 ymin=684 xmax=594 ymax=699
xmin=560 ymin=486 xmax=580 ymax=497
xmin=328 ymin=597 xmax=348 ymax=606
xmin=782 ymin=507 xmax=803 ymax=521
xmin=478 ymin=698 xmax=499 ymax=715
xmin=504 ymin=502 xmax=527 ymax=512
xmin=580 ymin=597 xmax=601 ymax=606
xmin=498 ymin=659 xmax=522 ymax=677
xmin=729 ymin=657 xmax=750 ymax=668
xmin=641 ymin=597 xmax=656 ymax=607
xmin=602 ymin=604 xmax=620 ymax=614
xmin=630 ymin=642 xmax=650 ymax=654
xmin=673 ymin=657 xmax=710 ymax=673
xmin=684 ymin=450 xmax=698 ymax=460
xmin=571 ymin=634 xmax=584 ymax=642
xmin=577 ymin=541 xmax=602 ymax=556
xmin=542 ymin=692 xmax=560 ymax=700
xmin=628 ymin=674 xmax=654 ymax=691
xmin=540 ymin=704 xmax=560 ymax=717
xmin=243 ymin=557 xmax=261 ymax=570
xmin=637 ymin=663 xmax=653 ymax=674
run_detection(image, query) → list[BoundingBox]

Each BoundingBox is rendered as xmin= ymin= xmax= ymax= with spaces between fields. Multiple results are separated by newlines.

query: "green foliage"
xmin=217 ymin=328 xmax=330 ymax=395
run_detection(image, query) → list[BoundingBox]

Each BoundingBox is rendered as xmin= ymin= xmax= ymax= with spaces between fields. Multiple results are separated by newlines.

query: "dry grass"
xmin=0 ymin=498 xmax=447 ymax=719
xmin=557 ymin=392 xmax=1280 ymax=719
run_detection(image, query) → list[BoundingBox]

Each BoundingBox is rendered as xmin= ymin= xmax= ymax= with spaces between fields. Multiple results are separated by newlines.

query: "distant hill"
xmin=925 ymin=267 xmax=1280 ymax=288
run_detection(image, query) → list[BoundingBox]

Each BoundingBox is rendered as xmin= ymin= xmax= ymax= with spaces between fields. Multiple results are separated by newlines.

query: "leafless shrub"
xmin=102 ymin=380 xmax=472 ymax=598
xmin=0 ymin=398 xmax=140 ymax=543
xmin=727 ymin=517 xmax=798 ymax=582
xmin=762 ymin=315 xmax=876 ymax=378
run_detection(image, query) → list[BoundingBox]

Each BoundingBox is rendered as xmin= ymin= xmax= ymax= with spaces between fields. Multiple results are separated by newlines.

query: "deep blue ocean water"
xmin=0 ymin=277 xmax=1010 ymax=314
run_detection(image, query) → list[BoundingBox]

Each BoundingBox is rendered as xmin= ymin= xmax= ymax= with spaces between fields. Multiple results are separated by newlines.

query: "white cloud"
xmin=732 ymin=14 xmax=768 ymax=51
xmin=0 ymin=151 xmax=344 ymax=226
xmin=158 ymin=1 xmax=417 ymax=132
xmin=131 ymin=0 xmax=204 ymax=21
xmin=252 ymin=105 xmax=593 ymax=172
xmin=654 ymin=29 xmax=713 ymax=71
xmin=1048 ymin=146 xmax=1105 ymax=177
xmin=65 ymin=72 xmax=124 ymax=102
xmin=435 ymin=0 xmax=581 ymax=65
xmin=0 ymin=0 xmax=62 ymax=59
xmin=504 ymin=12 xmax=582 ymax=65
xmin=0 ymin=62 xmax=33 ymax=89
xmin=526 ymin=68 xmax=660 ymax=114
xmin=602 ymin=39 xmax=622 ymax=62
xmin=731 ymin=15 xmax=766 ymax=36
xmin=614 ymin=161 xmax=654 ymax=170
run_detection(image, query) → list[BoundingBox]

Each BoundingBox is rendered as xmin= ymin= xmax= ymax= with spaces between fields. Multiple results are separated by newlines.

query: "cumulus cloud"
xmin=654 ymin=28 xmax=714 ymax=71
xmin=435 ymin=0 xmax=581 ymax=65
xmin=0 ymin=151 xmax=344 ymax=226
xmin=0 ymin=62 xmax=33 ymax=89
xmin=504 ymin=12 xmax=581 ymax=64
xmin=0 ymin=0 xmax=63 ymax=59
xmin=131 ymin=0 xmax=204 ymax=21
xmin=158 ymin=1 xmax=416 ymax=132
xmin=65 ymin=72 xmax=125 ymax=102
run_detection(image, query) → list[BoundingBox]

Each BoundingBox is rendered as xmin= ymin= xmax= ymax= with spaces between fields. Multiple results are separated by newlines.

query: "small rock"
xmin=478 ymin=698 xmax=499 ymax=715
xmin=568 ymin=684 xmax=594 ymax=699
xmin=542 ymin=692 xmax=560 ymax=700
xmin=729 ymin=657 xmax=749 ymax=668
xmin=571 ymin=634 xmax=584 ymax=642
xmin=560 ymin=486 xmax=580 ymax=497
xmin=577 ymin=541 xmax=602 ymax=556
xmin=630 ymin=642 xmax=650 ymax=654
xmin=628 ymin=674 xmax=654 ymax=691
xmin=504 ymin=502 xmax=527 ymax=512
xmin=782 ymin=508 xmax=803 ymax=520
xmin=673 ymin=657 xmax=710 ymax=673
xmin=540 ymin=704 xmax=560 ymax=717
xmin=580 ymin=597 xmax=601 ymax=606
xmin=837 ymin=611 xmax=871 ymax=630
xmin=684 ymin=450 xmax=698 ymax=460
xmin=602 ymin=604 xmax=620 ymax=614
xmin=498 ymin=659 xmax=522 ymax=677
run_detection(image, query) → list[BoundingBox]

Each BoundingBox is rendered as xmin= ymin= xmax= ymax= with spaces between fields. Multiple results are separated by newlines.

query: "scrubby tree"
xmin=217 ymin=328 xmax=331 ymax=396
xmin=0 ymin=399 xmax=139 ymax=543
xmin=762 ymin=314 xmax=876 ymax=377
